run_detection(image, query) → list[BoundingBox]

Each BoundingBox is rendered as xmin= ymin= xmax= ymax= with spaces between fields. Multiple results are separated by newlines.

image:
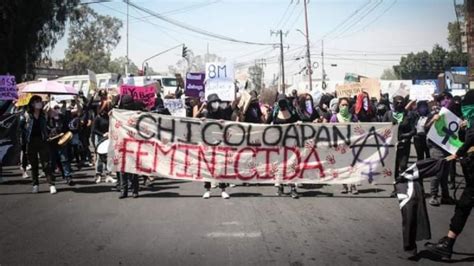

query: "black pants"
xmin=430 ymin=147 xmax=450 ymax=198
xmin=395 ymin=142 xmax=411 ymax=179
xmin=413 ymin=135 xmax=430 ymax=161
xmin=21 ymin=143 xmax=28 ymax=170
xmin=449 ymin=154 xmax=474 ymax=234
xmin=27 ymin=137 xmax=53 ymax=186
xmin=120 ymin=172 xmax=139 ymax=196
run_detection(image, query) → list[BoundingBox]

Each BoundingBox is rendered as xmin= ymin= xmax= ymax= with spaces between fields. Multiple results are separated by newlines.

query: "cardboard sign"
xmin=360 ymin=78 xmax=381 ymax=100
xmin=108 ymin=109 xmax=398 ymax=185
xmin=0 ymin=75 xmax=18 ymax=100
xmin=336 ymin=83 xmax=362 ymax=98
xmin=119 ymin=84 xmax=156 ymax=110
xmin=163 ymin=99 xmax=186 ymax=117
xmin=205 ymin=62 xmax=235 ymax=101
xmin=427 ymin=107 xmax=464 ymax=154
xmin=185 ymin=72 xmax=205 ymax=100
xmin=410 ymin=84 xmax=435 ymax=101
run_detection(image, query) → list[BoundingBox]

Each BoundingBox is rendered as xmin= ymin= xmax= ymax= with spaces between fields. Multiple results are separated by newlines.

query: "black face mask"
xmin=394 ymin=102 xmax=404 ymax=112
xmin=278 ymin=100 xmax=288 ymax=111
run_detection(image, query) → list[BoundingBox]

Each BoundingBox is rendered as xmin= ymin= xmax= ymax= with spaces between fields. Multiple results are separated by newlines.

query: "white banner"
xmin=163 ymin=99 xmax=186 ymax=117
xmin=205 ymin=62 xmax=235 ymax=101
xmin=427 ymin=107 xmax=464 ymax=154
xmin=108 ymin=110 xmax=398 ymax=184
xmin=409 ymin=84 xmax=435 ymax=101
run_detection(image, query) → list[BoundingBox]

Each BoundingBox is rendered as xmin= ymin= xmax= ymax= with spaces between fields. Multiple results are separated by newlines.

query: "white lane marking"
xmin=207 ymin=232 xmax=261 ymax=238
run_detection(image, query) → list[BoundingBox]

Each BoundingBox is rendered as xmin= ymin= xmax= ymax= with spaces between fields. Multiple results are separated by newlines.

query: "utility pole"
xmin=126 ymin=0 xmax=130 ymax=75
xmin=271 ymin=30 xmax=288 ymax=94
xmin=321 ymin=39 xmax=326 ymax=87
xmin=303 ymin=0 xmax=313 ymax=91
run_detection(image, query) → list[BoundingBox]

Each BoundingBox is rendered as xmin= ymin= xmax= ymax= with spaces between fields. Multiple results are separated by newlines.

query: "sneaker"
xmin=290 ymin=189 xmax=299 ymax=199
xmin=26 ymin=164 xmax=32 ymax=171
xmin=429 ymin=196 xmax=440 ymax=206
xmin=105 ymin=176 xmax=117 ymax=184
xmin=441 ymin=197 xmax=455 ymax=205
xmin=276 ymin=186 xmax=284 ymax=196
xmin=95 ymin=175 xmax=102 ymax=184
xmin=202 ymin=191 xmax=211 ymax=199
xmin=221 ymin=191 xmax=230 ymax=199
xmin=22 ymin=171 xmax=29 ymax=179
xmin=425 ymin=236 xmax=455 ymax=259
xmin=50 ymin=185 xmax=57 ymax=194
xmin=350 ymin=185 xmax=358 ymax=195
xmin=32 ymin=185 xmax=39 ymax=193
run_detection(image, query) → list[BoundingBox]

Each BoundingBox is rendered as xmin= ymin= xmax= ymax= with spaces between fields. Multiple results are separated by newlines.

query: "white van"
xmin=55 ymin=73 xmax=120 ymax=96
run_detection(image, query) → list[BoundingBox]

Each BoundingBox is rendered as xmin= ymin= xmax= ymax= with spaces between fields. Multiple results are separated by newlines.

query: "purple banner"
xmin=185 ymin=72 xmax=205 ymax=99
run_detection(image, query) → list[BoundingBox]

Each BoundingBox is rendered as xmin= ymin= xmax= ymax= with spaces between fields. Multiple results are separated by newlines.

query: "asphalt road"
xmin=0 ymin=158 xmax=473 ymax=266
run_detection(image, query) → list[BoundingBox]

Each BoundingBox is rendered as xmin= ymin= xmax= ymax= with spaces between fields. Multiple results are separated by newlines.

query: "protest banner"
xmin=0 ymin=113 xmax=21 ymax=166
xmin=120 ymin=84 xmax=156 ymax=110
xmin=380 ymin=80 xmax=412 ymax=97
xmin=410 ymin=84 xmax=435 ymax=101
xmin=205 ymin=62 xmax=235 ymax=101
xmin=16 ymin=93 xmax=33 ymax=107
xmin=108 ymin=109 xmax=398 ymax=185
xmin=163 ymin=99 xmax=186 ymax=117
xmin=185 ymin=72 xmax=205 ymax=100
xmin=0 ymin=75 xmax=18 ymax=100
xmin=360 ymin=78 xmax=381 ymax=99
xmin=87 ymin=70 xmax=97 ymax=96
xmin=335 ymin=83 xmax=362 ymax=98
xmin=427 ymin=107 xmax=464 ymax=154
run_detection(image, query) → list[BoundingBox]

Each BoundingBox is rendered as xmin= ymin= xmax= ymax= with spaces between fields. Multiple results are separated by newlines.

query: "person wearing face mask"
xmin=295 ymin=93 xmax=320 ymax=122
xmin=413 ymin=101 xmax=431 ymax=161
xmin=267 ymin=94 xmax=300 ymax=199
xmin=383 ymin=95 xmax=416 ymax=197
xmin=425 ymin=90 xmax=474 ymax=259
xmin=329 ymin=97 xmax=359 ymax=194
xmin=46 ymin=102 xmax=74 ymax=186
xmin=92 ymin=103 xmax=115 ymax=184
xmin=243 ymin=91 xmax=265 ymax=123
xmin=21 ymin=96 xmax=55 ymax=194
xmin=353 ymin=92 xmax=375 ymax=122
xmin=424 ymin=95 xmax=456 ymax=206
xmin=375 ymin=103 xmax=388 ymax=122
xmin=202 ymin=94 xmax=233 ymax=199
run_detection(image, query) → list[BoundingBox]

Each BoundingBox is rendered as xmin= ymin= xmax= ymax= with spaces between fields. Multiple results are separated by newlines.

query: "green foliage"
xmin=63 ymin=6 xmax=122 ymax=74
xmin=447 ymin=21 xmax=462 ymax=52
xmin=0 ymin=0 xmax=79 ymax=81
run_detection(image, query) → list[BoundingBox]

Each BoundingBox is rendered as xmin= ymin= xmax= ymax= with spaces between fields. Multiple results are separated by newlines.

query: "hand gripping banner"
xmin=108 ymin=110 xmax=398 ymax=184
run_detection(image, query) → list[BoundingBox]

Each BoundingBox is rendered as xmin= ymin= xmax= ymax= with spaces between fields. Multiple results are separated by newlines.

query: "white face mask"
xmin=363 ymin=98 xmax=369 ymax=111
xmin=211 ymin=102 xmax=219 ymax=111
xmin=34 ymin=102 xmax=43 ymax=110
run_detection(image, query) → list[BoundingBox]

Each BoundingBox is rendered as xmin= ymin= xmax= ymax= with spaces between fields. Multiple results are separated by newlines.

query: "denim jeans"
xmin=50 ymin=144 xmax=72 ymax=179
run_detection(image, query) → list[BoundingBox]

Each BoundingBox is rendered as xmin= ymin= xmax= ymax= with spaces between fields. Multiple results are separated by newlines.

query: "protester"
xmin=425 ymin=90 xmax=474 ymax=259
xmin=353 ymin=92 xmax=375 ymax=122
xmin=383 ymin=95 xmax=415 ymax=197
xmin=267 ymin=94 xmax=300 ymax=199
xmin=295 ymin=93 xmax=320 ymax=122
xmin=413 ymin=101 xmax=430 ymax=161
xmin=92 ymin=102 xmax=114 ymax=184
xmin=46 ymin=102 xmax=74 ymax=186
xmin=243 ymin=91 xmax=265 ymax=123
xmin=330 ymin=97 xmax=358 ymax=194
xmin=19 ymin=106 xmax=30 ymax=179
xmin=20 ymin=96 xmax=55 ymax=194
xmin=425 ymin=94 xmax=455 ymax=206
xmin=202 ymin=93 xmax=232 ymax=199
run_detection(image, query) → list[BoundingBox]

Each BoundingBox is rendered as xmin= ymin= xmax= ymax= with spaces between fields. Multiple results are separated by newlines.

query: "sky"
xmin=51 ymin=0 xmax=458 ymax=84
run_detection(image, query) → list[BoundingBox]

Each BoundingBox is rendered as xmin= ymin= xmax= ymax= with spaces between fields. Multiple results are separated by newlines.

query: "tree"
xmin=168 ymin=50 xmax=225 ymax=75
xmin=108 ymin=56 xmax=159 ymax=76
xmin=393 ymin=44 xmax=468 ymax=80
xmin=62 ymin=6 xmax=122 ymax=74
xmin=0 ymin=0 xmax=79 ymax=81
xmin=447 ymin=21 xmax=462 ymax=52
xmin=380 ymin=68 xmax=398 ymax=80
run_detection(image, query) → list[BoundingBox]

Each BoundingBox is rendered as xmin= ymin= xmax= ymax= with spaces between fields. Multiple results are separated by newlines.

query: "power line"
xmin=125 ymin=0 xmax=276 ymax=46
xmin=321 ymin=0 xmax=372 ymax=39
xmin=274 ymin=1 xmax=293 ymax=29
xmin=331 ymin=0 xmax=384 ymax=40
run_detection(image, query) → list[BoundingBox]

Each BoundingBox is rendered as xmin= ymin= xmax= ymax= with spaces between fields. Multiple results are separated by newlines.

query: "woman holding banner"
xmin=329 ymin=97 xmax=359 ymax=194
xmin=267 ymin=94 xmax=300 ymax=199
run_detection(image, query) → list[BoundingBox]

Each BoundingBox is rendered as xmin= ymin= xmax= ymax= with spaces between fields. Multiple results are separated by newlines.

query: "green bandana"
xmin=462 ymin=104 xmax=474 ymax=128
xmin=338 ymin=106 xmax=351 ymax=122
xmin=392 ymin=112 xmax=404 ymax=124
